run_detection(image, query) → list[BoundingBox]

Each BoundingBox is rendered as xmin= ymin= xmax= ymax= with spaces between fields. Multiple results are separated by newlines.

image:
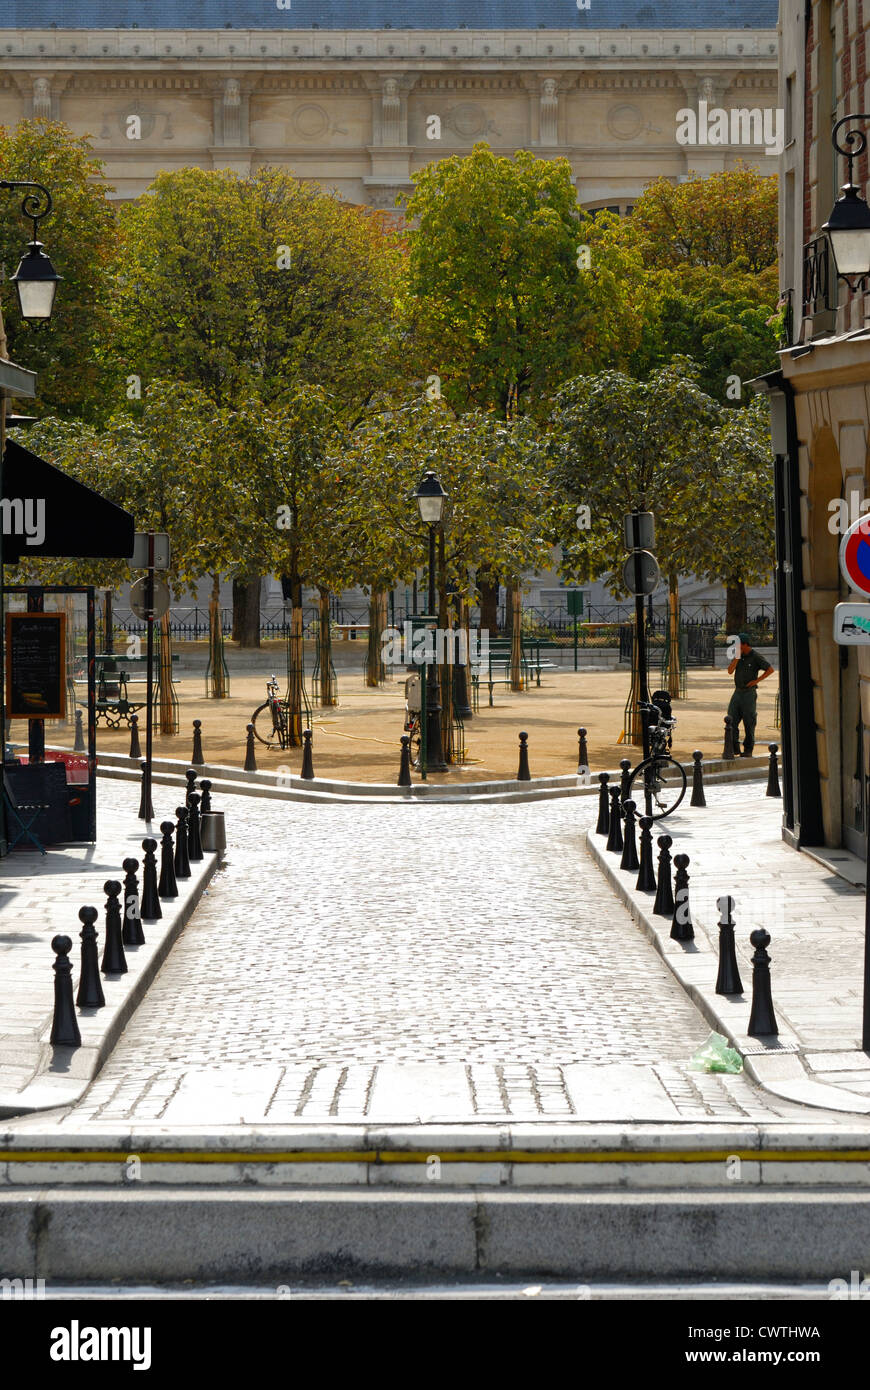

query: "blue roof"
xmin=5 ymin=1 xmax=779 ymax=30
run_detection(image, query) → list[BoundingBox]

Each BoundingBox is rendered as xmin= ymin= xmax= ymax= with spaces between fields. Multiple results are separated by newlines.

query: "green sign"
xmin=566 ymin=590 xmax=584 ymax=617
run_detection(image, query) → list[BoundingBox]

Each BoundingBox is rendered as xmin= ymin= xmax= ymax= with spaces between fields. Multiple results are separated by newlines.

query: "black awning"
xmin=2 ymin=439 xmax=135 ymax=562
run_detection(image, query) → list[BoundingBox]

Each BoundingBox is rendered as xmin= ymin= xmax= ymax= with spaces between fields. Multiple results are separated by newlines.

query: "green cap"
xmin=738 ymin=632 xmax=752 ymax=644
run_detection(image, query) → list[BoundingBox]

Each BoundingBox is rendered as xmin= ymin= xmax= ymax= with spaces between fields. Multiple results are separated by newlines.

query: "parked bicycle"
xmin=626 ymin=690 xmax=687 ymax=819
xmin=250 ymin=675 xmax=290 ymax=750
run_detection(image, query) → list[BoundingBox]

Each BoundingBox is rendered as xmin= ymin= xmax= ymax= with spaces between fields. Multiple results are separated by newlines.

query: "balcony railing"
xmin=802 ymin=235 xmax=837 ymax=326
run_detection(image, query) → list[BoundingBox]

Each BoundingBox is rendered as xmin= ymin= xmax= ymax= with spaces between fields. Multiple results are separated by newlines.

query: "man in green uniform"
xmin=727 ymin=633 xmax=774 ymax=756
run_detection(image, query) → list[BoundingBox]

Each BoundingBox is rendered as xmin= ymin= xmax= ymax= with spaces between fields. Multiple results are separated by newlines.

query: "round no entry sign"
xmin=840 ymin=516 xmax=870 ymax=595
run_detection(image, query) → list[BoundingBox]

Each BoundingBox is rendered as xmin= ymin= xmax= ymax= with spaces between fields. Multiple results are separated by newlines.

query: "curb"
xmin=585 ymin=826 xmax=870 ymax=1117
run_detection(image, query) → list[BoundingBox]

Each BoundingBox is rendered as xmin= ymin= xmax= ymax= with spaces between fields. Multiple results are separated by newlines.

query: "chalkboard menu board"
xmin=6 ymin=612 xmax=66 ymax=720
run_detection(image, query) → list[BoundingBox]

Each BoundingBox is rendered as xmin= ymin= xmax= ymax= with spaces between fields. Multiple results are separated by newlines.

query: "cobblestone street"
xmin=59 ymin=791 xmax=837 ymax=1126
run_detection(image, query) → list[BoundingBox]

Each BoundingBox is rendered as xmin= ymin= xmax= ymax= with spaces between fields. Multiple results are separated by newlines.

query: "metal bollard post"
xmin=50 ymin=936 xmax=81 ymax=1048
xmin=606 ymin=786 xmax=624 ymax=853
xmin=715 ymin=895 xmax=744 ymax=996
xmin=620 ymin=799 xmax=640 ymax=872
xmin=122 ymin=858 xmax=145 ymax=947
xmin=747 ymin=929 xmax=778 ymax=1036
xmin=619 ymin=757 xmax=632 ymax=803
xmin=690 ymin=751 xmax=707 ymax=808
xmin=653 ymin=834 xmax=675 ymax=917
xmin=174 ymin=807 xmax=191 ymax=879
xmin=191 ymin=719 xmax=205 ymax=766
xmin=398 ymin=735 xmax=412 ymax=788
xmin=517 ymin=731 xmax=531 ymax=781
xmin=636 ymin=816 xmax=657 ymax=892
xmin=140 ymin=838 xmax=162 ymax=920
xmin=199 ymin=779 xmax=213 ymax=814
xmin=185 ymin=768 xmax=198 ymax=808
xmin=670 ymin=853 xmax=695 ymax=942
xmin=137 ymin=760 xmax=153 ymax=822
xmin=76 ymin=906 xmax=105 ymax=1009
xmin=100 ymin=881 xmax=128 ymax=976
xmin=74 ymin=709 xmax=86 ymax=753
xmin=766 ymin=743 xmax=781 ymax=798
xmin=596 ymin=772 xmax=610 ymax=835
xmin=577 ymin=727 xmax=590 ymax=778
xmin=158 ymin=821 xmax=179 ymax=898
xmin=129 ymin=714 xmax=141 ymax=760
xmin=722 ymin=716 xmax=737 ymax=761
xmin=301 ymin=728 xmax=315 ymax=780
xmin=244 ymin=724 xmax=257 ymax=772
xmin=188 ymin=792 xmax=204 ymax=862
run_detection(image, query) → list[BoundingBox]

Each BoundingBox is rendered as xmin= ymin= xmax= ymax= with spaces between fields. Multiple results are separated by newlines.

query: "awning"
xmin=2 ymin=438 xmax=135 ymax=562
xmin=0 ymin=359 xmax=36 ymax=399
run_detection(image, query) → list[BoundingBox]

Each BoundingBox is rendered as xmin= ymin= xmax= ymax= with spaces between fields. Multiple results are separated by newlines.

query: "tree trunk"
xmin=510 ymin=584 xmax=523 ymax=692
xmin=366 ymin=591 xmax=387 ymax=687
xmin=666 ymin=574 xmax=681 ymax=700
xmin=438 ymin=533 xmax=453 ymax=759
xmin=232 ymin=576 xmax=261 ymax=648
xmin=103 ymin=589 xmax=114 ymax=655
xmin=158 ymin=611 xmax=175 ymax=735
xmin=318 ymin=585 xmax=337 ymax=707
xmin=478 ymin=575 xmax=499 ymax=636
xmin=725 ymin=581 xmax=748 ymax=634
xmin=208 ymin=573 xmax=228 ymax=699
xmin=630 ymin=618 xmax=643 ymax=747
xmin=286 ymin=574 xmax=304 ymax=746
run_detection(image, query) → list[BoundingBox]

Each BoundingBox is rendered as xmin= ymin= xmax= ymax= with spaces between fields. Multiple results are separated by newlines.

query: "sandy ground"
xmin=24 ymin=642 xmax=780 ymax=784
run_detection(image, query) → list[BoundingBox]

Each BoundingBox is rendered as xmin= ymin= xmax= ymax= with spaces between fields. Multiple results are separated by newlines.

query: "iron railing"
xmin=803 ymin=235 xmax=837 ymax=320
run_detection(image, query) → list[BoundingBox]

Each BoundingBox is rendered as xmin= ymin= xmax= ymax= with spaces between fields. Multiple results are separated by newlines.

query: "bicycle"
xmin=626 ymin=693 xmax=687 ymax=819
xmin=404 ymin=671 xmax=423 ymax=770
xmin=250 ymin=675 xmax=290 ymax=750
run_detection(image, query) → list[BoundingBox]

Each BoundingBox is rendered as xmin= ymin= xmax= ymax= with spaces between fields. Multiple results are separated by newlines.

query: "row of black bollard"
xmin=577 ymin=727 xmax=589 ymax=778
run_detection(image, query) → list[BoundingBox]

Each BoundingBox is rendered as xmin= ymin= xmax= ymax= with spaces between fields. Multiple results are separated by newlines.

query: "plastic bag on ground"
xmin=687 ymin=1030 xmax=743 ymax=1074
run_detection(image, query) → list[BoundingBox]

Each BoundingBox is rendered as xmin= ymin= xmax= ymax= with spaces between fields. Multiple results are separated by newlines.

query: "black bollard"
xmin=517 ymin=731 xmax=531 ymax=781
xmin=174 ymin=806 xmax=191 ymax=879
xmin=636 ymin=815 xmax=657 ymax=892
xmin=191 ymin=719 xmax=205 ymax=766
xmin=620 ymin=799 xmax=640 ymax=872
xmin=129 ymin=714 xmax=141 ymax=760
xmin=50 ymin=936 xmax=81 ymax=1048
xmin=101 ymin=881 xmax=128 ymax=976
xmin=619 ymin=757 xmax=632 ymax=803
xmin=74 ymin=709 xmax=86 ymax=753
xmin=244 ymin=724 xmax=257 ymax=772
xmin=185 ymin=768 xmax=198 ymax=808
xmin=301 ymin=728 xmax=315 ymax=780
xmin=158 ymin=821 xmax=178 ymax=898
xmin=137 ymin=760 xmax=153 ymax=822
xmin=188 ymin=792 xmax=204 ymax=862
xmin=596 ymin=772 xmax=610 ymax=835
xmin=690 ymin=750 xmax=707 ymax=808
xmin=606 ymin=786 xmax=624 ymax=853
xmin=577 ymin=727 xmax=590 ymax=778
xmin=140 ymin=838 xmax=162 ymax=921
xmin=199 ymin=779 xmax=213 ymax=814
xmin=747 ymin=928 xmax=779 ymax=1036
xmin=398 ymin=735 xmax=412 ymax=788
xmin=122 ymin=858 xmax=145 ymax=947
xmin=653 ymin=835 xmax=675 ymax=917
xmin=670 ymin=853 xmax=695 ymax=942
xmin=715 ymin=895 xmax=744 ymax=996
xmin=76 ymin=906 xmax=105 ymax=1009
xmin=722 ymin=716 xmax=737 ymax=761
xmin=766 ymin=743 xmax=781 ymax=798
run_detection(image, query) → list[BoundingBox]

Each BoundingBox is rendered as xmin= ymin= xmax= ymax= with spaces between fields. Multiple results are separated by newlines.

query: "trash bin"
xmin=200 ymin=810 xmax=226 ymax=856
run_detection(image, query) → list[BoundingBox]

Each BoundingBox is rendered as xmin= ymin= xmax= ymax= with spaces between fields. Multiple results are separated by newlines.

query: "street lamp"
xmin=822 ymin=115 xmax=870 ymax=288
xmin=1 ymin=180 xmax=62 ymax=322
xmin=413 ymin=469 xmax=448 ymax=773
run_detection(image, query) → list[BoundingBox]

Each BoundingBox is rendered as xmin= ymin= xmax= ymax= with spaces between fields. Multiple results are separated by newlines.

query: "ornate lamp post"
xmin=413 ymin=470 xmax=448 ymax=773
xmin=0 ymin=180 xmax=63 ymax=323
xmin=822 ymin=115 xmax=870 ymax=288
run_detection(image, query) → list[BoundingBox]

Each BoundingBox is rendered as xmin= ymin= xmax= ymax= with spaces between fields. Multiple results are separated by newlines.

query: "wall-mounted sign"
xmin=6 ymin=612 xmax=66 ymax=720
xmin=839 ymin=516 xmax=870 ymax=595
xmin=834 ymin=602 xmax=870 ymax=645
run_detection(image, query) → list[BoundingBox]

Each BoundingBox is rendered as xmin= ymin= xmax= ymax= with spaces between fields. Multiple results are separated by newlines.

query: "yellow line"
xmin=2 ymin=1149 xmax=870 ymax=1165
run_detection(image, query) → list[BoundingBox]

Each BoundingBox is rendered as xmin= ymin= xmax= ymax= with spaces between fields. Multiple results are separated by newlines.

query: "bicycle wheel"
xmin=627 ymin=755 xmax=687 ymax=820
xmin=251 ymin=701 xmax=287 ymax=750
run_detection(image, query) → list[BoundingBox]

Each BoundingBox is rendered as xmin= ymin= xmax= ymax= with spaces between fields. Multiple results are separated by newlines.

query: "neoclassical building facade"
xmin=0 ymin=3 xmax=779 ymax=210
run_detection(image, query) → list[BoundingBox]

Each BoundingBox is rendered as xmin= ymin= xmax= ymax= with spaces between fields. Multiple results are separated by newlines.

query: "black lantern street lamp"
xmin=413 ymin=470 xmax=448 ymax=773
xmin=822 ymin=115 xmax=870 ymax=289
xmin=0 ymin=180 xmax=62 ymax=322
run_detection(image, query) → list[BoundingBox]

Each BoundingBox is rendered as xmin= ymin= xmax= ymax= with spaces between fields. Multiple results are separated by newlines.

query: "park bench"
xmin=74 ymin=653 xmax=180 ymax=729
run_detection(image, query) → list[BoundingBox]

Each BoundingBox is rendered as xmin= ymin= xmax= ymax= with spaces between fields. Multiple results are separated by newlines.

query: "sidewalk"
xmin=587 ymin=778 xmax=870 ymax=1114
xmin=0 ymin=776 xmax=220 ymax=1116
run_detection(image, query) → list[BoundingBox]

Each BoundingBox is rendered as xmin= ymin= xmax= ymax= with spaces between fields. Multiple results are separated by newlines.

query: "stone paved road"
xmin=60 ymin=794 xmax=847 ymax=1126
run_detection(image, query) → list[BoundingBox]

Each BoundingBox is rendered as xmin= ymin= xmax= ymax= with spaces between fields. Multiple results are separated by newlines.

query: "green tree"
xmin=621 ymin=166 xmax=778 ymax=274
xmin=0 ymin=119 xmax=119 ymax=421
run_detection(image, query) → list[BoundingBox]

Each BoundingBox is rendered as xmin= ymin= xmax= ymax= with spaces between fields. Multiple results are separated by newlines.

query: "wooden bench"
xmin=335 ymin=624 xmax=369 ymax=641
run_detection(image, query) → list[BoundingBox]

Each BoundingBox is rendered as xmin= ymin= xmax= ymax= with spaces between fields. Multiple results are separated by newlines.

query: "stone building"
xmin=1 ymin=2 xmax=778 ymax=212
